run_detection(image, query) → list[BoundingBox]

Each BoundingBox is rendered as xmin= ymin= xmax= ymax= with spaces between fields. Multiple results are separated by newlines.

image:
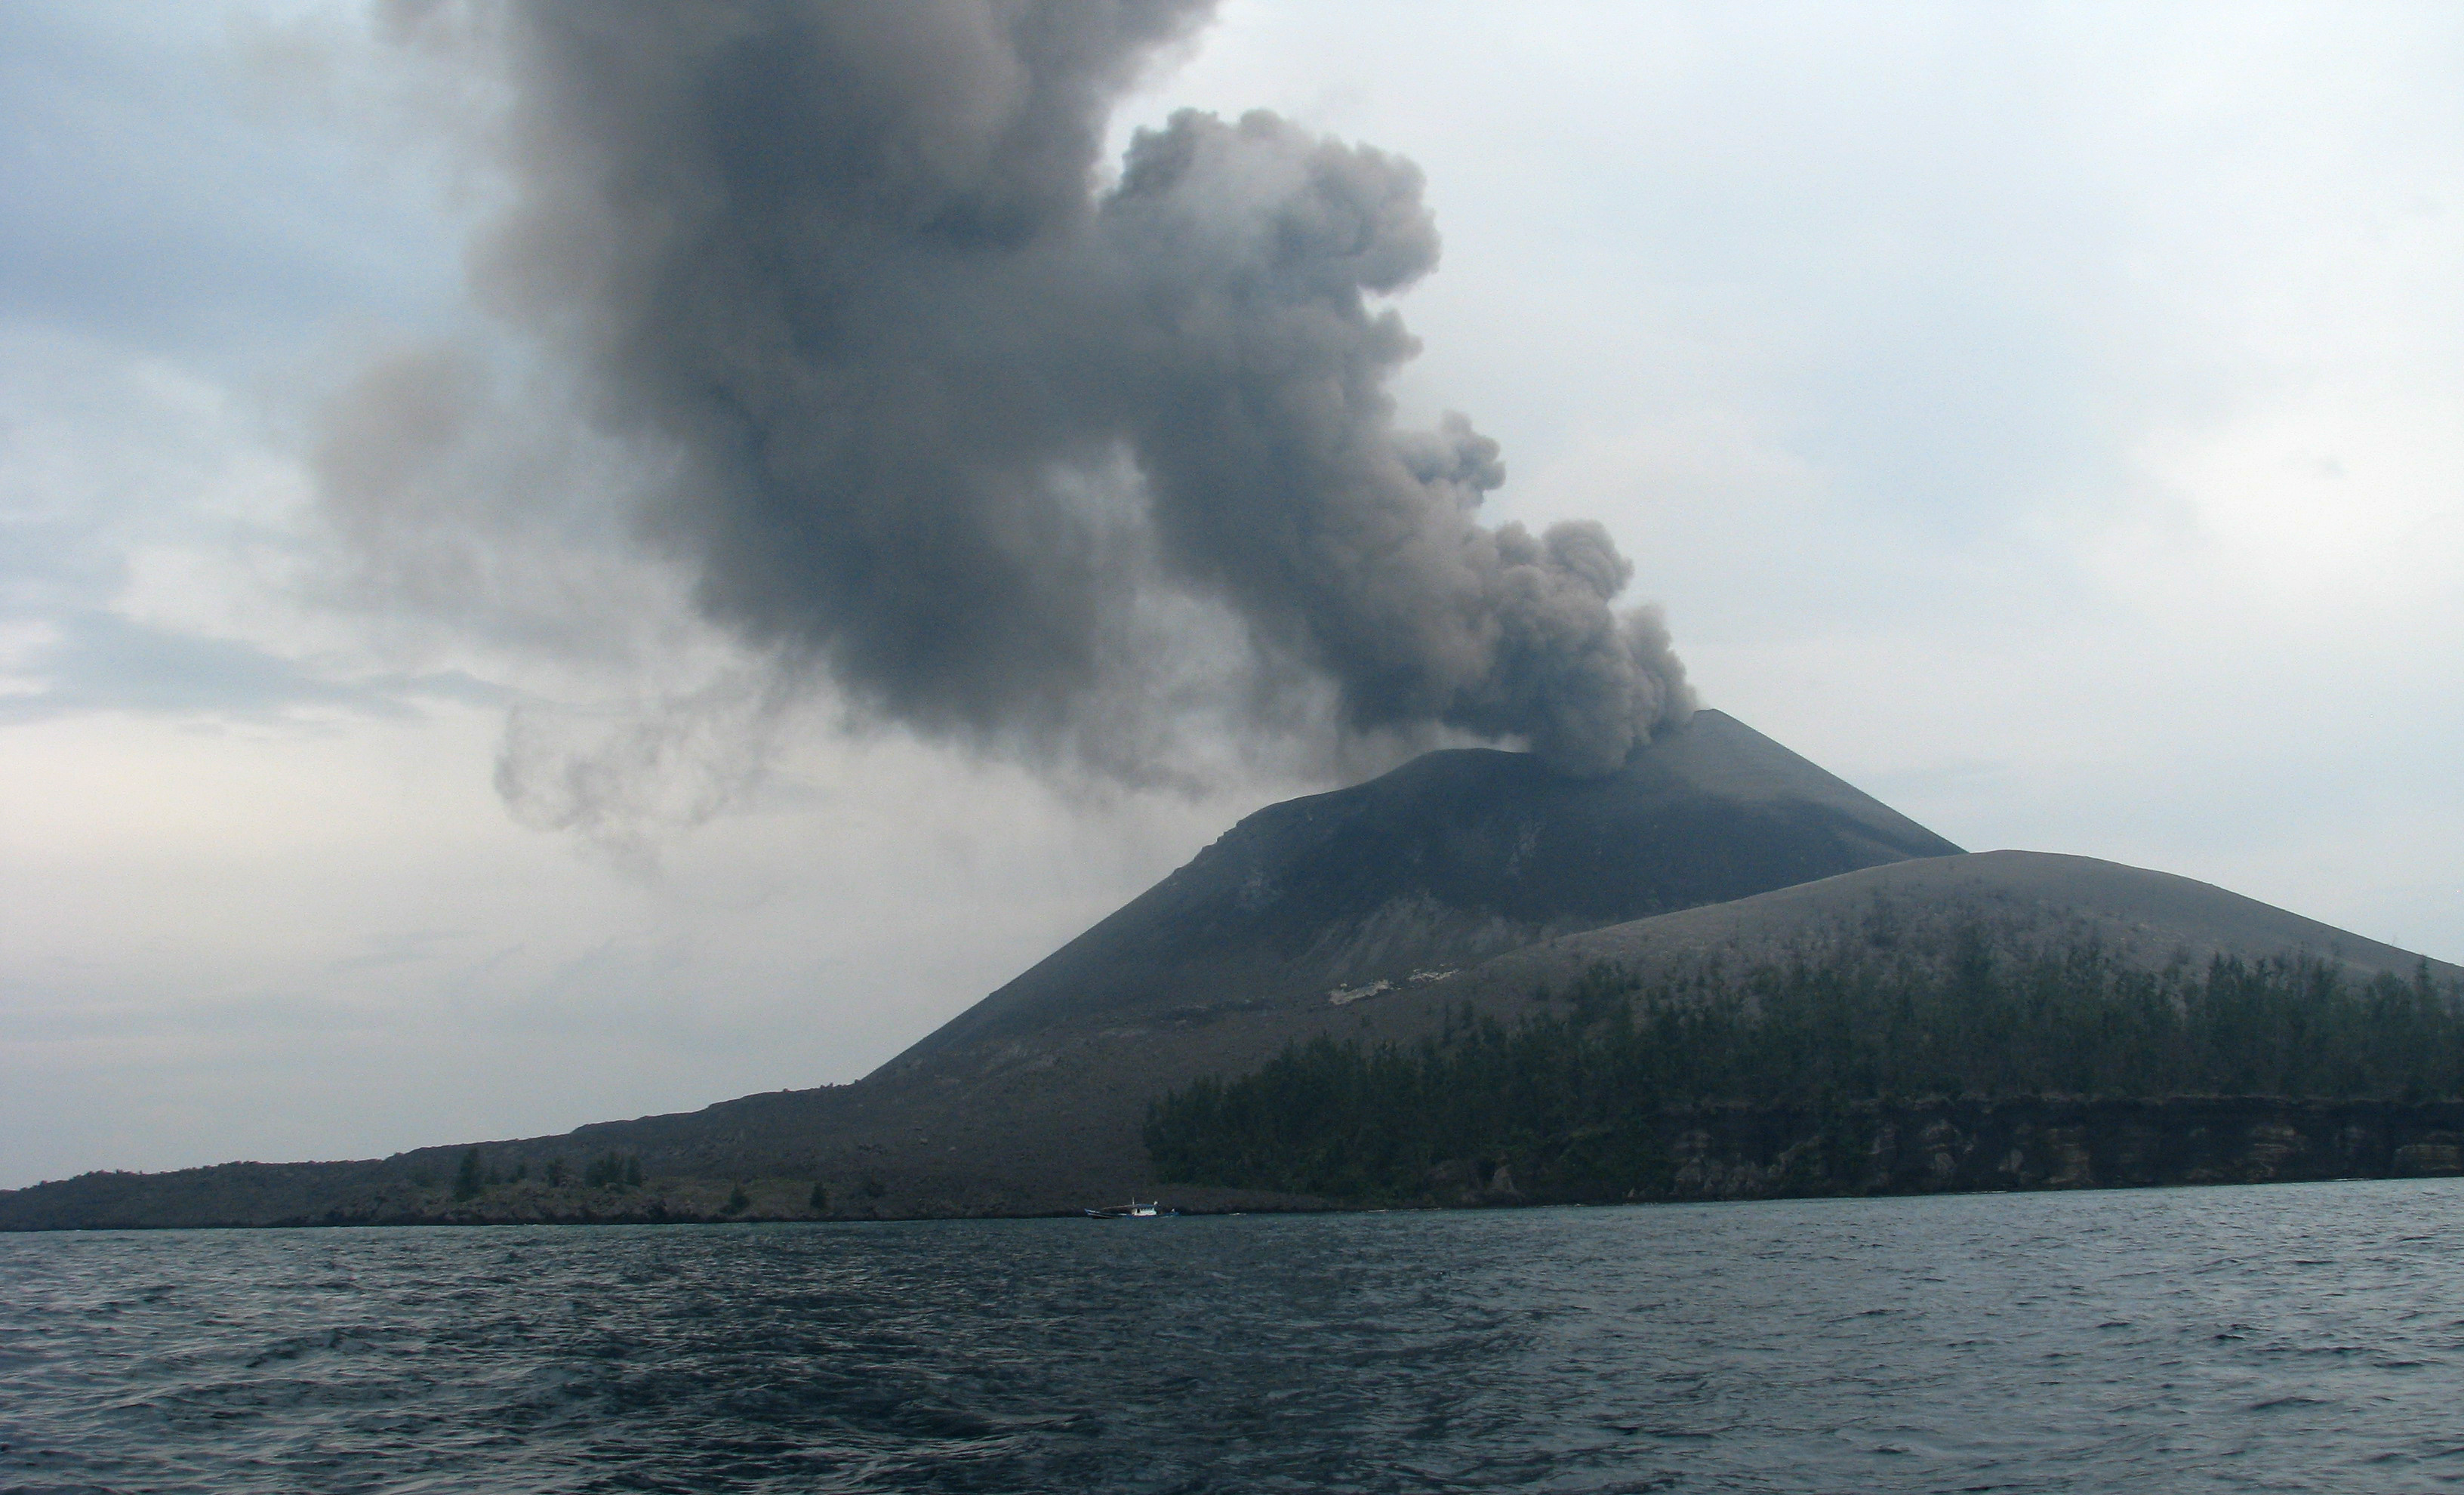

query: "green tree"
xmin=452 ymin=1148 xmax=483 ymax=1201
xmin=808 ymin=1182 xmax=830 ymax=1214
xmin=1144 ymin=940 xmax=2464 ymax=1202
xmin=584 ymin=1151 xmax=639 ymax=1190
xmin=722 ymin=1182 xmax=750 ymax=1216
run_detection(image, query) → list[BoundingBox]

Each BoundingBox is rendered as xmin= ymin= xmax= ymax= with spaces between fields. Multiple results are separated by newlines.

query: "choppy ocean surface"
xmin=4 ymin=1181 xmax=2462 ymax=1493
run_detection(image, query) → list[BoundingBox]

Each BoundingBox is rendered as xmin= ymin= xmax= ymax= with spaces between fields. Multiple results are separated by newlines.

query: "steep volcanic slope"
xmin=895 ymin=708 xmax=1960 ymax=1066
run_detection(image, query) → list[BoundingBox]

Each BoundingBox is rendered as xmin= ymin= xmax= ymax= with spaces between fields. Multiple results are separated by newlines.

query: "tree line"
xmin=448 ymin=1149 xmax=641 ymax=1200
xmin=435 ymin=1148 xmax=845 ymax=1217
xmin=1144 ymin=936 xmax=2464 ymax=1201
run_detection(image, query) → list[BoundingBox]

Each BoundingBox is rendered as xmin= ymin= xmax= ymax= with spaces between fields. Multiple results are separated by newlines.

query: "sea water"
xmin=3 ymin=1179 xmax=2460 ymax=1493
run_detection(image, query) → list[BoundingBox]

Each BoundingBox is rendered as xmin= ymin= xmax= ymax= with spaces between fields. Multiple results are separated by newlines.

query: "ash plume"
xmin=368 ymin=0 xmax=1692 ymax=778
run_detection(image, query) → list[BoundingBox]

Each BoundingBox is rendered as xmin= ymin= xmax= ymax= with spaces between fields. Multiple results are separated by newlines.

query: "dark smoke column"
xmin=1101 ymin=109 xmax=1690 ymax=772
xmin=399 ymin=0 xmax=1691 ymax=775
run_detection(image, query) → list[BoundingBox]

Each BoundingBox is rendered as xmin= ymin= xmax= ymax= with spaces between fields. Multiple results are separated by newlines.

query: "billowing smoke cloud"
xmin=370 ymin=0 xmax=1690 ymax=777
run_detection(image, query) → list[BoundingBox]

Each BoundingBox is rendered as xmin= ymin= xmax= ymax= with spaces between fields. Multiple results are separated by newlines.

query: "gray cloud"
xmin=362 ymin=0 xmax=1690 ymax=778
xmin=0 ymin=609 xmax=510 ymax=726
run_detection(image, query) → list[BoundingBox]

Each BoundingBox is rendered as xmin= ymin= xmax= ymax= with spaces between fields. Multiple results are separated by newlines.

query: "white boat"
xmin=1082 ymin=1199 xmax=1166 ymax=1218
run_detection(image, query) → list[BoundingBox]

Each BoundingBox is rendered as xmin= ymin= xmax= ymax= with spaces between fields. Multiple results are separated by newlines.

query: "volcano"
xmin=525 ymin=708 xmax=1976 ymax=1213
xmin=901 ymin=709 xmax=1960 ymax=1066
xmin=6 ymin=711 xmax=2457 ymax=1228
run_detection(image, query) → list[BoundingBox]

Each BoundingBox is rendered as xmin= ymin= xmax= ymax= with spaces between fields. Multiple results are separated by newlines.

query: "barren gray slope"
xmin=892 ymin=707 xmax=1960 ymax=1069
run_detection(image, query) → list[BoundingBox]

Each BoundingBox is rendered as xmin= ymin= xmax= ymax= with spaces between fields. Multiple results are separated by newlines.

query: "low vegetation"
xmin=1145 ymin=934 xmax=2464 ymax=1202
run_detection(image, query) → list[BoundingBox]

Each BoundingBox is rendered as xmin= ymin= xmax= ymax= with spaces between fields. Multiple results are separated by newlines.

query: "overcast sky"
xmin=5 ymin=1 xmax=2459 ymax=1190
